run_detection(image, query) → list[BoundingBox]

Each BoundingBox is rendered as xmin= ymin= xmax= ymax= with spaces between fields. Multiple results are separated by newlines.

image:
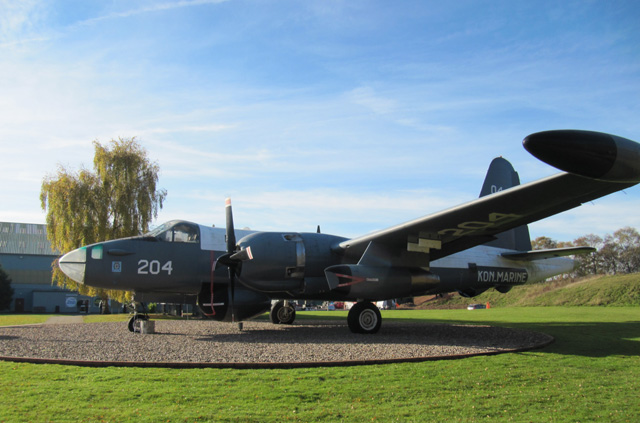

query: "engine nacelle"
xmin=235 ymin=231 xmax=347 ymax=294
xmin=324 ymin=264 xmax=440 ymax=301
xmin=197 ymin=283 xmax=271 ymax=322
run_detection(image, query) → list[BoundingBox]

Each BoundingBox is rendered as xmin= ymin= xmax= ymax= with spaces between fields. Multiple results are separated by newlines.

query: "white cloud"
xmin=142 ymin=123 xmax=235 ymax=135
xmin=347 ymin=86 xmax=397 ymax=115
xmin=75 ymin=0 xmax=230 ymax=27
xmin=529 ymin=196 xmax=640 ymax=241
xmin=154 ymin=187 xmax=471 ymax=238
xmin=0 ymin=0 xmax=45 ymax=46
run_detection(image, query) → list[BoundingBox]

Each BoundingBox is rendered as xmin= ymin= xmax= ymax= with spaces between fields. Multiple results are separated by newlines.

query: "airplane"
xmin=58 ymin=130 xmax=640 ymax=334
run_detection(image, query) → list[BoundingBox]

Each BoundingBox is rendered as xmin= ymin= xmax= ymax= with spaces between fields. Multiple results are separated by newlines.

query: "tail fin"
xmin=479 ymin=157 xmax=532 ymax=251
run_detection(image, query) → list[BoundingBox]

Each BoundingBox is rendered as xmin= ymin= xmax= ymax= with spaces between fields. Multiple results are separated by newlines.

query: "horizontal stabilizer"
xmin=501 ymin=246 xmax=595 ymax=261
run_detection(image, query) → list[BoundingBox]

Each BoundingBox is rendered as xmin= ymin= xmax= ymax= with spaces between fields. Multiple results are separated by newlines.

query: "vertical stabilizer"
xmin=479 ymin=157 xmax=532 ymax=251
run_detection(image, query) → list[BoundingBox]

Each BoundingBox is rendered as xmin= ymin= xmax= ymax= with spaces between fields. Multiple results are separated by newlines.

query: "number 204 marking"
xmin=138 ymin=260 xmax=173 ymax=275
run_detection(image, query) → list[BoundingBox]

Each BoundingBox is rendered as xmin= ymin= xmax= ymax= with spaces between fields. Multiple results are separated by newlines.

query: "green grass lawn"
xmin=0 ymin=314 xmax=186 ymax=325
xmin=0 ymin=314 xmax=52 ymax=326
xmin=1 ymin=307 xmax=639 ymax=422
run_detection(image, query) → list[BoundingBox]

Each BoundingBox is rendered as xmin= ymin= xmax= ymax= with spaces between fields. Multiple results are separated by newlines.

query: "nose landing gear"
xmin=127 ymin=302 xmax=150 ymax=333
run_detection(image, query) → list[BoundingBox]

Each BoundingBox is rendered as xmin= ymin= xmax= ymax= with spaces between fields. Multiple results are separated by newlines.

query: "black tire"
xmin=127 ymin=315 xmax=148 ymax=333
xmin=128 ymin=316 xmax=136 ymax=332
xmin=270 ymin=301 xmax=296 ymax=325
xmin=270 ymin=302 xmax=282 ymax=324
xmin=347 ymin=302 xmax=381 ymax=334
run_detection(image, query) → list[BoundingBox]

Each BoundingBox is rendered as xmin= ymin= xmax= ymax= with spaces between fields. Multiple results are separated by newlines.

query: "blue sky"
xmin=2 ymin=0 xmax=640 ymax=242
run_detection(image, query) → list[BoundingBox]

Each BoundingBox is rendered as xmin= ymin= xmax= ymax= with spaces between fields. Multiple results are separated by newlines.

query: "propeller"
xmin=225 ymin=198 xmax=237 ymax=322
xmin=216 ymin=198 xmax=253 ymax=323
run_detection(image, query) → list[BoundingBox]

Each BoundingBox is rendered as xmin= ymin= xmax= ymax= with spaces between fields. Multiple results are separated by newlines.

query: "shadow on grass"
xmin=527 ymin=321 xmax=639 ymax=357
xmin=413 ymin=318 xmax=640 ymax=358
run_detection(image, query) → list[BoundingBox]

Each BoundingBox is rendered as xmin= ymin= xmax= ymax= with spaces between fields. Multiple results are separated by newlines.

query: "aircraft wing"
xmin=338 ymin=130 xmax=640 ymax=264
xmin=339 ymin=173 xmax=634 ymax=262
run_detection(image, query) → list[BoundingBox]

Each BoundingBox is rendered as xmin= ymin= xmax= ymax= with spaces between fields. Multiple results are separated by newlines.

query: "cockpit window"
xmin=145 ymin=223 xmax=169 ymax=239
xmin=173 ymin=223 xmax=199 ymax=243
xmin=157 ymin=229 xmax=174 ymax=242
xmin=144 ymin=221 xmax=199 ymax=243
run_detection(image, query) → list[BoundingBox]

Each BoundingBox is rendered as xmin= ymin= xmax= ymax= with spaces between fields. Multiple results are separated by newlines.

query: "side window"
xmin=91 ymin=245 xmax=103 ymax=260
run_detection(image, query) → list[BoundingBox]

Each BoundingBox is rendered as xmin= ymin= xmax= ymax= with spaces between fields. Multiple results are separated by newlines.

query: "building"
xmin=0 ymin=222 xmax=103 ymax=313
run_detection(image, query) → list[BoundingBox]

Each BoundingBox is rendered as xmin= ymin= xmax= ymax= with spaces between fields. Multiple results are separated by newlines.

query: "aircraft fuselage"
xmin=60 ymin=224 xmax=572 ymax=318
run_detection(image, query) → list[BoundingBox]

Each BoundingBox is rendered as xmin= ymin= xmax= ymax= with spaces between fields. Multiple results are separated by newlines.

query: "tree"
xmin=40 ymin=137 xmax=167 ymax=303
xmin=0 ymin=264 xmax=14 ymax=311
xmin=572 ymin=234 xmax=604 ymax=276
xmin=531 ymin=236 xmax=557 ymax=250
xmin=611 ymin=227 xmax=640 ymax=274
xmin=599 ymin=237 xmax=621 ymax=274
xmin=532 ymin=227 xmax=640 ymax=278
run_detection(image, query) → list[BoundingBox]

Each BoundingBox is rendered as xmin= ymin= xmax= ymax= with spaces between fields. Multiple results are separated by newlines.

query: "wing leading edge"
xmin=338 ymin=130 xmax=640 ymax=264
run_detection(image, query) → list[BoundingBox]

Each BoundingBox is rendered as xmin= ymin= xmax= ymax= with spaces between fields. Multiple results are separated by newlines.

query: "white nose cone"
xmin=58 ymin=247 xmax=87 ymax=284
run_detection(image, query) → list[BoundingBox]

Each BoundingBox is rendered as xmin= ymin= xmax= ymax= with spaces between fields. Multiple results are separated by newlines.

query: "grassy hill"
xmin=412 ymin=273 xmax=640 ymax=309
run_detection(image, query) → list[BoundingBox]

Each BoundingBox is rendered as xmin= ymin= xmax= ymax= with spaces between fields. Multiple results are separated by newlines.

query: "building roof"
xmin=0 ymin=222 xmax=58 ymax=256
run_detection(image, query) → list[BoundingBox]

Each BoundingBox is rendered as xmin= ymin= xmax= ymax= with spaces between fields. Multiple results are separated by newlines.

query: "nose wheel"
xmin=128 ymin=314 xmax=149 ymax=333
xmin=127 ymin=301 xmax=150 ymax=333
xmin=270 ymin=301 xmax=296 ymax=324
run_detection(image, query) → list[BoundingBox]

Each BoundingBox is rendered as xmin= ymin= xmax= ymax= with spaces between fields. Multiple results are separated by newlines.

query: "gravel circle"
xmin=0 ymin=320 xmax=553 ymax=368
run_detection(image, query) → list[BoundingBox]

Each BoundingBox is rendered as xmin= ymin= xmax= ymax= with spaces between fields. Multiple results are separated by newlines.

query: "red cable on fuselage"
xmin=204 ymin=250 xmax=216 ymax=317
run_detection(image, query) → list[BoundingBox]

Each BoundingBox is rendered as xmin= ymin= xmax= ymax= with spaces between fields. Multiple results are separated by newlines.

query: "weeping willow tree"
xmin=40 ymin=137 xmax=167 ymax=303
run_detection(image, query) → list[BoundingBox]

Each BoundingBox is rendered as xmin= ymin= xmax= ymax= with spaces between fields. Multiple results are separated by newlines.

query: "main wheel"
xmin=347 ymin=302 xmax=382 ymax=334
xmin=270 ymin=301 xmax=296 ymax=324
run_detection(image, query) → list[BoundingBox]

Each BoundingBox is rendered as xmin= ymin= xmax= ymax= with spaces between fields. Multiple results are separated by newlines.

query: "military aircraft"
xmin=58 ymin=130 xmax=640 ymax=333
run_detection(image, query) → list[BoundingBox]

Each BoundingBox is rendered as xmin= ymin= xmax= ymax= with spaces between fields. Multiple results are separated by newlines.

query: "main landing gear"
xmin=347 ymin=302 xmax=382 ymax=334
xmin=268 ymin=300 xmax=382 ymax=334
xmin=270 ymin=300 xmax=296 ymax=325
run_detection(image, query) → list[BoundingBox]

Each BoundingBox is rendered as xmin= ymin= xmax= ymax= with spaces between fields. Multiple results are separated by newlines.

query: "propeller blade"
xmin=224 ymin=198 xmax=237 ymax=323
xmin=225 ymin=198 xmax=236 ymax=254
xmin=228 ymin=266 xmax=236 ymax=323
